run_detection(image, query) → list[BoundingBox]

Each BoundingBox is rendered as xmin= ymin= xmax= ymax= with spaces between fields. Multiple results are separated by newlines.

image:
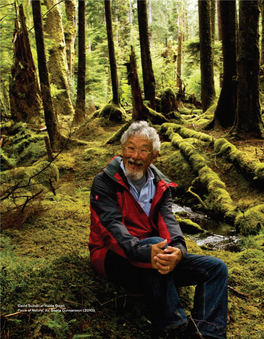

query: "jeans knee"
xmin=215 ymin=258 xmax=228 ymax=278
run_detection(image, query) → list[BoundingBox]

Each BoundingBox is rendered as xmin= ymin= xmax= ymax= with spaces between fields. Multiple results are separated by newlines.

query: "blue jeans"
xmin=105 ymin=237 xmax=228 ymax=339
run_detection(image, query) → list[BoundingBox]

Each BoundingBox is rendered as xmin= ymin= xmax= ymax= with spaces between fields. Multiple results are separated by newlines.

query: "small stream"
xmin=172 ymin=204 xmax=241 ymax=252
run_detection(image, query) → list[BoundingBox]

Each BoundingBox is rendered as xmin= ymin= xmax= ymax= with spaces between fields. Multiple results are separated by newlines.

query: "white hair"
xmin=121 ymin=121 xmax=160 ymax=153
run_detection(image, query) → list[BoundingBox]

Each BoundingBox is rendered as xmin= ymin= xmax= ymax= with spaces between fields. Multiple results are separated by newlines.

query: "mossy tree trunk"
xmin=231 ymin=0 xmax=264 ymax=139
xmin=210 ymin=0 xmax=237 ymax=129
xmin=74 ymin=0 xmax=86 ymax=125
xmin=104 ymin=0 xmax=120 ymax=106
xmin=9 ymin=5 xmax=41 ymax=124
xmin=198 ymin=0 xmax=216 ymax=112
xmin=32 ymin=0 xmax=65 ymax=151
xmin=43 ymin=0 xmax=74 ymax=116
xmin=64 ymin=0 xmax=77 ymax=78
xmin=137 ymin=0 xmax=156 ymax=110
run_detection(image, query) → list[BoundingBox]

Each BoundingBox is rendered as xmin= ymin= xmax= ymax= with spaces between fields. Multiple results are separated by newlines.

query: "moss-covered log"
xmin=235 ymin=204 xmax=264 ymax=235
xmin=160 ymin=123 xmax=236 ymax=220
xmin=214 ymin=138 xmax=264 ymax=182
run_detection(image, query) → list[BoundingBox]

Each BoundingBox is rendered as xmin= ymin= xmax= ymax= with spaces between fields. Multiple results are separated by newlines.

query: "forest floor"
xmin=1 ymin=105 xmax=264 ymax=339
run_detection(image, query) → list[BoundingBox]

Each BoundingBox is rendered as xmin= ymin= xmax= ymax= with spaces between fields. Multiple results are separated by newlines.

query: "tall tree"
xmin=43 ymin=0 xmax=74 ymax=116
xmin=32 ymin=0 xmax=65 ymax=150
xmin=231 ymin=0 xmax=264 ymax=138
xmin=137 ymin=0 xmax=156 ymax=110
xmin=9 ymin=5 xmax=41 ymax=124
xmin=104 ymin=0 xmax=120 ymax=106
xmin=208 ymin=0 xmax=237 ymax=129
xmin=198 ymin=0 xmax=216 ymax=111
xmin=64 ymin=0 xmax=77 ymax=78
xmin=148 ymin=0 xmax=153 ymax=48
xmin=74 ymin=0 xmax=86 ymax=125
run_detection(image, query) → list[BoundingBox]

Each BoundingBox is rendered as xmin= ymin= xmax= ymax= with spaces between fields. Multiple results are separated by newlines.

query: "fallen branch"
xmin=228 ymin=285 xmax=251 ymax=299
xmin=186 ymin=186 xmax=208 ymax=209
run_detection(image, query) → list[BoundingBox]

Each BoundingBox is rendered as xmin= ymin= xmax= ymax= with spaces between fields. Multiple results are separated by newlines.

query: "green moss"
xmin=160 ymin=87 xmax=177 ymax=114
xmin=0 ymin=148 xmax=16 ymax=171
xmin=254 ymin=163 xmax=264 ymax=180
xmin=214 ymin=138 xmax=264 ymax=183
xmin=155 ymin=143 xmax=195 ymax=188
xmin=1 ymin=161 xmax=59 ymax=193
xmin=99 ymin=104 xmax=128 ymax=123
xmin=198 ymin=166 xmax=235 ymax=217
xmin=175 ymin=216 xmax=203 ymax=234
xmin=53 ymin=153 xmax=75 ymax=174
xmin=235 ymin=204 xmax=264 ymax=235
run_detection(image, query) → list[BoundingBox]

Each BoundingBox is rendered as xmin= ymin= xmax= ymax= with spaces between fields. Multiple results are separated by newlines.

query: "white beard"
xmin=124 ymin=158 xmax=145 ymax=180
xmin=124 ymin=167 xmax=144 ymax=180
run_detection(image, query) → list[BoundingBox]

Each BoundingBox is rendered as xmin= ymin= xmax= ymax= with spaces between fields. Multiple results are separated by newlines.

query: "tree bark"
xmin=137 ymin=0 xmax=156 ymax=110
xmin=126 ymin=46 xmax=148 ymax=121
xmin=104 ymin=0 xmax=120 ymax=106
xmin=198 ymin=0 xmax=216 ymax=112
xmin=32 ymin=0 xmax=65 ymax=150
xmin=261 ymin=1 xmax=264 ymax=65
xmin=148 ymin=0 xmax=153 ymax=49
xmin=211 ymin=0 xmax=237 ymax=128
xmin=74 ymin=0 xmax=86 ymax=125
xmin=231 ymin=0 xmax=264 ymax=139
xmin=9 ymin=5 xmax=41 ymax=124
xmin=64 ymin=0 xmax=77 ymax=78
xmin=43 ymin=0 xmax=74 ymax=116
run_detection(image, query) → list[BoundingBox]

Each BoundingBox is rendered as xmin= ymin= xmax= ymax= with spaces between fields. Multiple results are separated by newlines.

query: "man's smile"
xmin=127 ymin=159 xmax=144 ymax=170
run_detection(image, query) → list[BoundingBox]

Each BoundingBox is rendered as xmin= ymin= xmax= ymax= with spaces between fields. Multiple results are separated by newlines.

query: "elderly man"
xmin=89 ymin=121 xmax=228 ymax=339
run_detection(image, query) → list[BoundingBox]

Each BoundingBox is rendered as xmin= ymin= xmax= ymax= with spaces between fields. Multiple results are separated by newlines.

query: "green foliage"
xmin=50 ymin=83 xmax=66 ymax=99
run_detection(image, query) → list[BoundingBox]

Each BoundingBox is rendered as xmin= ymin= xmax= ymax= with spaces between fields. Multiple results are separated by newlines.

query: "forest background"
xmin=1 ymin=0 xmax=264 ymax=338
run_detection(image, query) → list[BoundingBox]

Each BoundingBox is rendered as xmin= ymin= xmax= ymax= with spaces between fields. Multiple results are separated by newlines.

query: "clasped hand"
xmin=151 ymin=239 xmax=182 ymax=274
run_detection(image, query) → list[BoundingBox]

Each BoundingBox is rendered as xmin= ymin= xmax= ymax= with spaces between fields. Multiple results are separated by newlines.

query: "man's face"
xmin=121 ymin=135 xmax=159 ymax=180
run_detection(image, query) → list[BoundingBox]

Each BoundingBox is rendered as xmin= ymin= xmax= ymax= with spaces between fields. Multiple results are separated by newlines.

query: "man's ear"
xmin=151 ymin=151 xmax=159 ymax=163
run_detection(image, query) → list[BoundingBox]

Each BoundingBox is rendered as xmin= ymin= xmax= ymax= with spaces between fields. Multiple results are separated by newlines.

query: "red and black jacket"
xmin=89 ymin=156 xmax=187 ymax=277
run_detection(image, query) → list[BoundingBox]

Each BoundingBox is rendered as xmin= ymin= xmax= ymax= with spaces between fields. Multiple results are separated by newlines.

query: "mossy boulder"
xmin=99 ymin=104 xmax=128 ymax=123
xmin=235 ymin=204 xmax=264 ymax=235
xmin=1 ymin=161 xmax=59 ymax=190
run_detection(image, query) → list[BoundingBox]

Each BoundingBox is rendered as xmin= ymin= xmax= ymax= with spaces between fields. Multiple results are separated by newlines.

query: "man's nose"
xmin=131 ymin=149 xmax=141 ymax=159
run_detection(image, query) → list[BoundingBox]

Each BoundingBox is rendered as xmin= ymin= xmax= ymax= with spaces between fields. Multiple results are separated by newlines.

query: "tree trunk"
xmin=74 ymin=0 xmax=86 ymax=125
xmin=9 ymin=5 xmax=41 ymax=124
xmin=126 ymin=46 xmax=147 ymax=121
xmin=43 ymin=0 xmax=74 ymax=116
xmin=211 ymin=0 xmax=237 ymax=128
xmin=64 ymin=0 xmax=77 ymax=78
xmin=137 ymin=0 xmax=156 ymax=110
xmin=210 ymin=0 xmax=216 ymax=42
xmin=198 ymin=0 xmax=216 ymax=112
xmin=32 ymin=0 xmax=65 ymax=150
xmin=231 ymin=0 xmax=264 ymax=139
xmin=261 ymin=1 xmax=264 ymax=66
xmin=104 ymin=0 xmax=120 ymax=106
xmin=148 ymin=0 xmax=152 ymax=49
xmin=177 ymin=10 xmax=183 ymax=91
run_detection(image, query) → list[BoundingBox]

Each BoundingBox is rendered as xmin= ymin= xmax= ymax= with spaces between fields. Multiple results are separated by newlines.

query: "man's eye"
xmin=140 ymin=149 xmax=148 ymax=154
xmin=128 ymin=147 xmax=135 ymax=152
